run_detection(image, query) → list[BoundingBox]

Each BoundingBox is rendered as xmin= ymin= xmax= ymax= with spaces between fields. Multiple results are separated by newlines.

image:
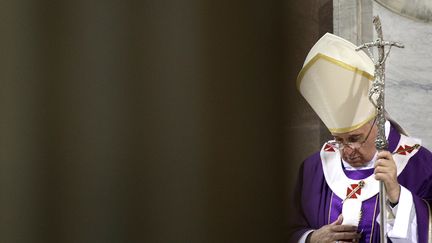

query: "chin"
xmin=346 ymin=158 xmax=367 ymax=167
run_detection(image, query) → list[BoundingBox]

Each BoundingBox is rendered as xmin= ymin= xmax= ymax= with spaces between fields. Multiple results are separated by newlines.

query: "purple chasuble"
xmin=288 ymin=122 xmax=432 ymax=243
xmin=329 ymin=168 xmax=378 ymax=243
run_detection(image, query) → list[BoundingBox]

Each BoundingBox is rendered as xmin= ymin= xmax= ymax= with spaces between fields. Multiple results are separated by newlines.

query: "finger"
xmin=375 ymin=166 xmax=394 ymax=175
xmin=377 ymin=150 xmax=392 ymax=159
xmin=374 ymin=159 xmax=384 ymax=168
xmin=331 ymin=214 xmax=343 ymax=225
xmin=375 ymin=164 xmax=397 ymax=175
xmin=337 ymin=236 xmax=362 ymax=243
xmin=377 ymin=154 xmax=396 ymax=167
xmin=331 ymin=224 xmax=358 ymax=232
xmin=375 ymin=160 xmax=396 ymax=171
xmin=333 ymin=232 xmax=362 ymax=240
xmin=375 ymin=159 xmax=391 ymax=167
xmin=375 ymin=172 xmax=390 ymax=181
xmin=374 ymin=166 xmax=392 ymax=174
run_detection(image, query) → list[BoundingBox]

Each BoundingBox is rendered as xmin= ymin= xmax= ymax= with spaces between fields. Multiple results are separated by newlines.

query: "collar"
xmin=320 ymin=120 xmax=421 ymax=201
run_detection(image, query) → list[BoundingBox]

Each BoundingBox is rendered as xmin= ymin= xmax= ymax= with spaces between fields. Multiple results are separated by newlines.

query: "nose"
xmin=342 ymin=145 xmax=356 ymax=156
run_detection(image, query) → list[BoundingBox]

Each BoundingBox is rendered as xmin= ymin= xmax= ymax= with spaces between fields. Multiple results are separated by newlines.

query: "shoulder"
xmin=399 ymin=145 xmax=432 ymax=195
xmin=414 ymin=145 xmax=432 ymax=159
xmin=303 ymin=150 xmax=321 ymax=164
xmin=396 ymin=134 xmax=432 ymax=171
xmin=410 ymin=145 xmax=432 ymax=169
xmin=399 ymin=143 xmax=432 ymax=181
xmin=301 ymin=151 xmax=323 ymax=174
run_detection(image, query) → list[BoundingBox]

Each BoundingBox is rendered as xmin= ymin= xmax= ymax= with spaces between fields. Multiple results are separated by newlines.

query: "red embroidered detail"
xmin=346 ymin=184 xmax=361 ymax=199
xmin=324 ymin=144 xmax=335 ymax=152
xmin=396 ymin=145 xmax=415 ymax=155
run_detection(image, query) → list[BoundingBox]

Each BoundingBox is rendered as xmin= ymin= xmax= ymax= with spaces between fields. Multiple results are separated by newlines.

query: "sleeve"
xmin=386 ymin=186 xmax=418 ymax=242
xmin=297 ymin=230 xmax=314 ymax=243
xmin=411 ymin=189 xmax=432 ymax=243
xmin=406 ymin=149 xmax=432 ymax=243
xmin=380 ymin=145 xmax=432 ymax=242
xmin=287 ymin=162 xmax=314 ymax=242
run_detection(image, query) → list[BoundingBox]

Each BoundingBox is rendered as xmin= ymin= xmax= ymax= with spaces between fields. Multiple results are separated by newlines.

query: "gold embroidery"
xmin=392 ymin=144 xmax=421 ymax=155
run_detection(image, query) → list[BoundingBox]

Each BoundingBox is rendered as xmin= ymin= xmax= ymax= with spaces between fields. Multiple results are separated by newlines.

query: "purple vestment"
xmin=288 ymin=123 xmax=432 ymax=243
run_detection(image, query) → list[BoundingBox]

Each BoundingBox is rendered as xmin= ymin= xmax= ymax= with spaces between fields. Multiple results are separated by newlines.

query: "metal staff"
xmin=356 ymin=16 xmax=404 ymax=243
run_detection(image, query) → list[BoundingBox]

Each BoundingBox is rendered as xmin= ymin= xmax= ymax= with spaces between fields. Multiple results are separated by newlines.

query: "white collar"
xmin=320 ymin=120 xmax=421 ymax=201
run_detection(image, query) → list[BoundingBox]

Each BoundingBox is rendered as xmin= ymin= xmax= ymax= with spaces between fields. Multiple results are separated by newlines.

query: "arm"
xmin=287 ymin=162 xmax=314 ymax=242
xmin=288 ymin=162 xmax=360 ymax=243
xmin=375 ymin=151 xmax=432 ymax=242
xmin=386 ymin=186 xmax=417 ymax=242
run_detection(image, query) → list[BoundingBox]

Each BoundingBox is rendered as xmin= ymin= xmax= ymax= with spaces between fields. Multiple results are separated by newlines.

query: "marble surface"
xmin=374 ymin=2 xmax=432 ymax=147
xmin=376 ymin=0 xmax=432 ymax=23
xmin=333 ymin=0 xmax=373 ymax=45
xmin=334 ymin=0 xmax=432 ymax=148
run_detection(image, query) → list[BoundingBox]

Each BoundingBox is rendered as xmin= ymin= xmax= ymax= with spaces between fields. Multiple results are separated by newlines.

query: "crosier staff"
xmin=356 ymin=16 xmax=404 ymax=243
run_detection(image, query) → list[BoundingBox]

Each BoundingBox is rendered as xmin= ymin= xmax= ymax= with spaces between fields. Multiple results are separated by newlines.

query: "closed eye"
xmin=347 ymin=135 xmax=361 ymax=143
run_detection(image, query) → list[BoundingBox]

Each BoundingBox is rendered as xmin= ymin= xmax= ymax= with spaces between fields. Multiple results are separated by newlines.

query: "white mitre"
xmin=297 ymin=33 xmax=376 ymax=133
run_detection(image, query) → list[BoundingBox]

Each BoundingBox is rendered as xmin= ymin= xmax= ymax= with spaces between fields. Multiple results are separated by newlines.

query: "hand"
xmin=308 ymin=215 xmax=361 ymax=243
xmin=374 ymin=151 xmax=401 ymax=204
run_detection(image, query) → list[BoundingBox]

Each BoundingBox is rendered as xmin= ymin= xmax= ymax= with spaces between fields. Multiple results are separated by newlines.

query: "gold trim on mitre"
xmin=296 ymin=53 xmax=374 ymax=90
xmin=329 ymin=112 xmax=376 ymax=134
xmin=296 ymin=51 xmax=376 ymax=133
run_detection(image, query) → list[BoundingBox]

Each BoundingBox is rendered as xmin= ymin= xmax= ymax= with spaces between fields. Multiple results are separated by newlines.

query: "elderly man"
xmin=288 ymin=33 xmax=432 ymax=242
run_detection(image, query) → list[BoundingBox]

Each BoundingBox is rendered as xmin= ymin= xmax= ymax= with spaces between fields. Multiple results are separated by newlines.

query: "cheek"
xmin=365 ymin=142 xmax=374 ymax=151
xmin=367 ymin=139 xmax=378 ymax=151
xmin=361 ymin=143 xmax=377 ymax=158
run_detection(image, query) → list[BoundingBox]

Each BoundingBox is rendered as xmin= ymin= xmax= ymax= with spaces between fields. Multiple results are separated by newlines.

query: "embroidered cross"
xmin=395 ymin=144 xmax=420 ymax=155
xmin=343 ymin=180 xmax=365 ymax=203
xmin=324 ymin=144 xmax=335 ymax=152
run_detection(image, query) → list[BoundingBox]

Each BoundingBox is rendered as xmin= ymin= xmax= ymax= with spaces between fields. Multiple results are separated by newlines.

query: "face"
xmin=331 ymin=120 xmax=377 ymax=167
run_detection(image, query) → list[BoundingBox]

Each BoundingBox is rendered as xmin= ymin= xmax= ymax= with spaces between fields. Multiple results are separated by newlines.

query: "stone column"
xmin=333 ymin=0 xmax=373 ymax=45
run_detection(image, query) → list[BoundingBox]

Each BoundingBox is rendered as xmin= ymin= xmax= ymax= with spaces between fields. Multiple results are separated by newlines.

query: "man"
xmin=288 ymin=33 xmax=432 ymax=242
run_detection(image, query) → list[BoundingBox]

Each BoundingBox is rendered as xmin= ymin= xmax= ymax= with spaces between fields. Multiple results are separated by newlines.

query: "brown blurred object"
xmin=0 ymin=0 xmax=331 ymax=242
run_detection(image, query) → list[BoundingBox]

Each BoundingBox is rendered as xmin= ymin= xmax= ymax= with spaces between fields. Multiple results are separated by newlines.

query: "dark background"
xmin=0 ymin=0 xmax=331 ymax=242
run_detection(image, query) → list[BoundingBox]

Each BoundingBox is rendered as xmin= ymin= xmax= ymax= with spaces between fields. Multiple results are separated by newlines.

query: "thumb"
xmin=331 ymin=214 xmax=343 ymax=225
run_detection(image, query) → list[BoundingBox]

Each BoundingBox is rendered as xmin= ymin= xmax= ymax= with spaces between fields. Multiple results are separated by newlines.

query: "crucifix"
xmin=356 ymin=16 xmax=404 ymax=243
